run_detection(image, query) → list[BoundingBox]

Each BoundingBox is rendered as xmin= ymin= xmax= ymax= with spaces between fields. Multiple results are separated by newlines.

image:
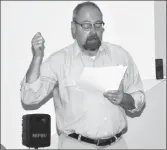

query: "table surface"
xmin=124 ymin=80 xmax=166 ymax=149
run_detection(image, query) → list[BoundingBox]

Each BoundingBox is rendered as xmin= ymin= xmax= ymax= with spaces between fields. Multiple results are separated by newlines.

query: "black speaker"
xmin=155 ymin=59 xmax=164 ymax=79
xmin=22 ymin=114 xmax=51 ymax=149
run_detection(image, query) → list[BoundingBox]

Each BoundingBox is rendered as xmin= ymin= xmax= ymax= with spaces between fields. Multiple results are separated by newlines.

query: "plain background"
xmin=1 ymin=1 xmax=166 ymax=149
xmin=154 ymin=1 xmax=166 ymax=77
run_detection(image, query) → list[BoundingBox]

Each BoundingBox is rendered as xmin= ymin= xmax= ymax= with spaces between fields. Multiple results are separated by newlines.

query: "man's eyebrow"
xmin=95 ymin=20 xmax=103 ymax=23
xmin=82 ymin=20 xmax=91 ymax=23
xmin=82 ymin=20 xmax=103 ymax=23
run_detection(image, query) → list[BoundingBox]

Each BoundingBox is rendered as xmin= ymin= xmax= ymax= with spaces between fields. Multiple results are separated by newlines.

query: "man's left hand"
xmin=103 ymin=81 xmax=124 ymax=105
xmin=103 ymin=90 xmax=124 ymax=105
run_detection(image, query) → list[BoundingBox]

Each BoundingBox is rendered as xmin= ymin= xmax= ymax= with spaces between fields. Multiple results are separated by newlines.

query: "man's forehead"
xmin=76 ymin=6 xmax=102 ymax=22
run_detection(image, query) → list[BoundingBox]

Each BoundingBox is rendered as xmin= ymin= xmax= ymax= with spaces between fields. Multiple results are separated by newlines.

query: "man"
xmin=20 ymin=1 xmax=146 ymax=149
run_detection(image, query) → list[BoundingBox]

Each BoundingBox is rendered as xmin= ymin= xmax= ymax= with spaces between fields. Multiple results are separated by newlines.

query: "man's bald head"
xmin=72 ymin=1 xmax=103 ymax=22
xmin=71 ymin=1 xmax=104 ymax=52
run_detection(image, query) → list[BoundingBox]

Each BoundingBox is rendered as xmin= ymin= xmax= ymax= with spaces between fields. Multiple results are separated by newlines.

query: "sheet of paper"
xmin=78 ymin=66 xmax=127 ymax=93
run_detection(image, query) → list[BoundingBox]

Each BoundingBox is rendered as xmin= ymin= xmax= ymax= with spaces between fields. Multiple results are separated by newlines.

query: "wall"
xmin=1 ymin=1 xmax=155 ymax=149
xmin=154 ymin=1 xmax=166 ymax=77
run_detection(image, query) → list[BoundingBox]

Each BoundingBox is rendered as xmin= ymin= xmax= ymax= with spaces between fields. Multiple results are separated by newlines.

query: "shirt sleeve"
xmin=123 ymin=51 xmax=146 ymax=112
xmin=20 ymin=56 xmax=58 ymax=105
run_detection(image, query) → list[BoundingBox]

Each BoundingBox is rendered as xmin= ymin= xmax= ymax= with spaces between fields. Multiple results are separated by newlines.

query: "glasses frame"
xmin=73 ymin=21 xmax=105 ymax=31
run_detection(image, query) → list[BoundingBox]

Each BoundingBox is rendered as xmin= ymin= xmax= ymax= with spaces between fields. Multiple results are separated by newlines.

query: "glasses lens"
xmin=82 ymin=23 xmax=92 ymax=30
xmin=94 ymin=23 xmax=103 ymax=29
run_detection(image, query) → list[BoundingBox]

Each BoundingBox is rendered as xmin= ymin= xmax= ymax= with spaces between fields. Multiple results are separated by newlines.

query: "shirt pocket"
xmin=63 ymin=77 xmax=85 ymax=115
xmin=62 ymin=76 xmax=77 ymax=102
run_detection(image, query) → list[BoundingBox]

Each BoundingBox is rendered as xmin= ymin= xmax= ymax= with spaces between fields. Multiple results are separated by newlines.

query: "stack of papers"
xmin=78 ymin=65 xmax=127 ymax=93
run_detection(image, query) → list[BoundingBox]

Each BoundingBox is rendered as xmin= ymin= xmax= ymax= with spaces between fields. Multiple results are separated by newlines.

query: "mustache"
xmin=87 ymin=34 xmax=100 ymax=41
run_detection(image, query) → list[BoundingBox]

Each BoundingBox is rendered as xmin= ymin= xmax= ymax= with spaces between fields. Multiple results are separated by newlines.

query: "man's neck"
xmin=82 ymin=49 xmax=98 ymax=57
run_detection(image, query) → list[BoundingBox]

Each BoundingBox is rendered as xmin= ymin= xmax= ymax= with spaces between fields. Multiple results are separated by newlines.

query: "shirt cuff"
xmin=21 ymin=76 xmax=41 ymax=93
xmin=129 ymin=91 xmax=145 ymax=112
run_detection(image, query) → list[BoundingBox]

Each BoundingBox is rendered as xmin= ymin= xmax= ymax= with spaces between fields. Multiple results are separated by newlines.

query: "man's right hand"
xmin=26 ymin=32 xmax=45 ymax=83
xmin=31 ymin=32 xmax=45 ymax=57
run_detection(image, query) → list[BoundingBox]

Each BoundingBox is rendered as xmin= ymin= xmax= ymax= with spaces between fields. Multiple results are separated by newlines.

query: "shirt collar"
xmin=73 ymin=40 xmax=106 ymax=57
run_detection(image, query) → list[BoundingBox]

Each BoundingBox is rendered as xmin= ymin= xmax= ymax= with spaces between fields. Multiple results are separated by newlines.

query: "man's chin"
xmin=87 ymin=47 xmax=98 ymax=51
xmin=83 ymin=42 xmax=101 ymax=51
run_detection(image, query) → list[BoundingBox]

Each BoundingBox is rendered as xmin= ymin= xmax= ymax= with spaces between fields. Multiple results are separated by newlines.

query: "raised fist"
xmin=31 ymin=32 xmax=45 ymax=57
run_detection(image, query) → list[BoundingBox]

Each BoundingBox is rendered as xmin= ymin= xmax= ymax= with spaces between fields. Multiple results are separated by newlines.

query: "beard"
xmin=83 ymin=34 xmax=101 ymax=51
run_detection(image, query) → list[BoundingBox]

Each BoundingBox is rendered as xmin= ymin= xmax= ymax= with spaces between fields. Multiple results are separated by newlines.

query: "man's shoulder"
xmin=44 ymin=43 xmax=74 ymax=64
xmin=103 ymin=42 xmax=127 ymax=53
xmin=103 ymin=42 xmax=130 ymax=57
xmin=42 ymin=43 xmax=74 ymax=66
xmin=49 ymin=43 xmax=74 ymax=59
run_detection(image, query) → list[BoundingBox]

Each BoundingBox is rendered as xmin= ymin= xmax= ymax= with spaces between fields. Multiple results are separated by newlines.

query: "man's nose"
xmin=90 ymin=24 xmax=96 ymax=34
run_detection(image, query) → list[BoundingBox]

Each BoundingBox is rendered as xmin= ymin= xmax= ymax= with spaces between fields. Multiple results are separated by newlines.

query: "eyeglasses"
xmin=74 ymin=21 xmax=105 ymax=31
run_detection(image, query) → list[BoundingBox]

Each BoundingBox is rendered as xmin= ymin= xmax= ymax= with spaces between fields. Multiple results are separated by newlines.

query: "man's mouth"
xmin=88 ymin=39 xmax=97 ymax=42
xmin=84 ymin=37 xmax=101 ymax=51
xmin=88 ymin=35 xmax=98 ymax=41
xmin=88 ymin=37 xmax=98 ymax=42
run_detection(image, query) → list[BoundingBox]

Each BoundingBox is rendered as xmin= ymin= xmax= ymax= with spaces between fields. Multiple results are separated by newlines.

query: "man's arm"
xmin=104 ymin=48 xmax=146 ymax=114
xmin=26 ymin=32 xmax=44 ymax=83
xmin=20 ymin=32 xmax=57 ymax=105
xmin=26 ymin=56 xmax=43 ymax=83
xmin=103 ymin=78 xmax=135 ymax=110
xmin=103 ymin=80 xmax=145 ymax=113
xmin=120 ymin=93 xmax=135 ymax=110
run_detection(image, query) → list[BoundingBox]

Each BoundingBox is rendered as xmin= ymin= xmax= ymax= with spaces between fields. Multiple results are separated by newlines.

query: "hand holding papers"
xmin=78 ymin=66 xmax=127 ymax=93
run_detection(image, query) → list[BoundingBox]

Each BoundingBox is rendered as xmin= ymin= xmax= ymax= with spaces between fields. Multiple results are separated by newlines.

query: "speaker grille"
xmin=22 ymin=114 xmax=51 ymax=148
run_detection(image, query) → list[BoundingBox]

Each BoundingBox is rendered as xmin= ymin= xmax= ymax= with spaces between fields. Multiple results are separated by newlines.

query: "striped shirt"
xmin=20 ymin=40 xmax=145 ymax=139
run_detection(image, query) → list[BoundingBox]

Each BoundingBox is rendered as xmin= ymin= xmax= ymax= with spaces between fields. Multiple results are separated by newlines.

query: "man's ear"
xmin=71 ymin=21 xmax=76 ymax=39
xmin=101 ymin=28 xmax=105 ymax=34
